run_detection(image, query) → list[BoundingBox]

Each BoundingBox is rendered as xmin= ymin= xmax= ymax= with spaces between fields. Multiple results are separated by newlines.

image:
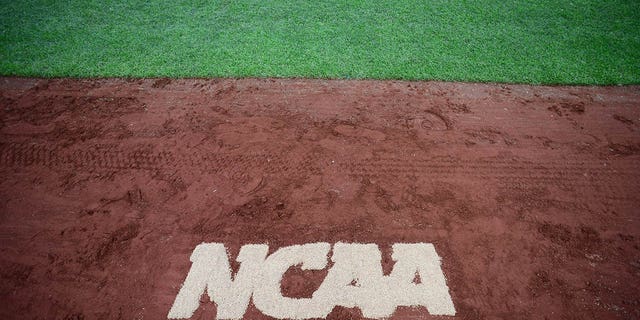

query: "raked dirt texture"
xmin=0 ymin=78 xmax=639 ymax=319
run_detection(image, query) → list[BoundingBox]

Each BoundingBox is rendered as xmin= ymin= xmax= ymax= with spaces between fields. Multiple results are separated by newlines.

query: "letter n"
xmin=167 ymin=243 xmax=268 ymax=319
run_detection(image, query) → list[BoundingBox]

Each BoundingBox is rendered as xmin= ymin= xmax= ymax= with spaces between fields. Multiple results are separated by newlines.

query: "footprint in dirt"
xmin=404 ymin=111 xmax=450 ymax=131
xmin=613 ymin=114 xmax=637 ymax=132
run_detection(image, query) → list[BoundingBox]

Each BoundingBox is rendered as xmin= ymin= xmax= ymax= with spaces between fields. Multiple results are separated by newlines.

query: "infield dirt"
xmin=0 ymin=78 xmax=639 ymax=319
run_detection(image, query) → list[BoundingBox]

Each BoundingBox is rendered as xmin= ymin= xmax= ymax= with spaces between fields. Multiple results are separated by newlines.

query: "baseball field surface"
xmin=0 ymin=77 xmax=639 ymax=319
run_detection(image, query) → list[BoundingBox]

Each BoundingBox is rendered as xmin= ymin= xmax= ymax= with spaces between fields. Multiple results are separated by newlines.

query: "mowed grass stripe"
xmin=1 ymin=0 xmax=639 ymax=84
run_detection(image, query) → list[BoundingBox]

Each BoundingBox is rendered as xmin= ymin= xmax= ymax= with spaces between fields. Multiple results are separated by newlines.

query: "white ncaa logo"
xmin=169 ymin=242 xmax=456 ymax=319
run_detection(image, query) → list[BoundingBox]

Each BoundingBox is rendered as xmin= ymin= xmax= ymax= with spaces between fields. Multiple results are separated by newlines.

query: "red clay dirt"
xmin=0 ymin=77 xmax=639 ymax=319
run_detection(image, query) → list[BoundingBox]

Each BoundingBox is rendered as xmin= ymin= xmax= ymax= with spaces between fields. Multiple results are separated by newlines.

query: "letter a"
xmin=388 ymin=243 xmax=456 ymax=315
xmin=313 ymin=243 xmax=395 ymax=318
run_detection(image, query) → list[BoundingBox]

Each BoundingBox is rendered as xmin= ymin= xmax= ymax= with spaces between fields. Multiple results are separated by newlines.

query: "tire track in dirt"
xmin=2 ymin=142 xmax=639 ymax=202
xmin=0 ymin=142 xmax=287 ymax=172
xmin=3 ymin=143 xmax=638 ymax=185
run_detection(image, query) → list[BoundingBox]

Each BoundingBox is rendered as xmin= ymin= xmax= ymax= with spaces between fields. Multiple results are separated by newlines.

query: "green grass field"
xmin=1 ymin=0 xmax=639 ymax=84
